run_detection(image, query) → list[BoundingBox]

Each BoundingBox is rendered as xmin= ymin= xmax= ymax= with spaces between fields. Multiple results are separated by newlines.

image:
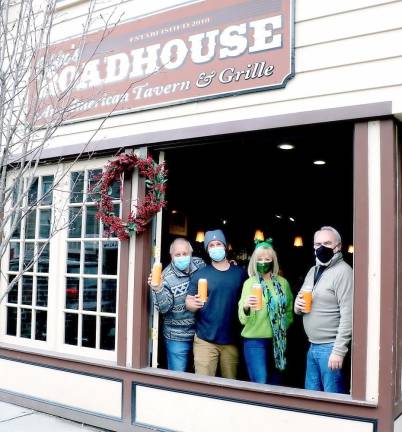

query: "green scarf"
xmin=260 ymin=275 xmax=288 ymax=371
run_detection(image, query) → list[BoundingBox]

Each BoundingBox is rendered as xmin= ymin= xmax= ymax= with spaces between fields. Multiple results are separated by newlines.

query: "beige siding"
xmin=48 ymin=0 xmax=402 ymax=147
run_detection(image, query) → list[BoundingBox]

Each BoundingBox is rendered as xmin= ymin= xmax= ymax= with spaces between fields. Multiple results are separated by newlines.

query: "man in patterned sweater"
xmin=149 ymin=238 xmax=205 ymax=371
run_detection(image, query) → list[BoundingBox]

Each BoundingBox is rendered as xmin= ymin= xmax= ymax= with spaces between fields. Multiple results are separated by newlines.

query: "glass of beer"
xmin=198 ymin=278 xmax=208 ymax=303
xmin=251 ymin=283 xmax=263 ymax=311
xmin=151 ymin=262 xmax=162 ymax=286
xmin=302 ymin=286 xmax=313 ymax=313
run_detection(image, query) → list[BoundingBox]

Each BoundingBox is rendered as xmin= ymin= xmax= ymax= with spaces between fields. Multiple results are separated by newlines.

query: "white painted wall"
xmin=0 ymin=358 xmax=122 ymax=418
xmin=135 ymin=385 xmax=374 ymax=432
xmin=395 ymin=414 xmax=402 ymax=432
xmin=45 ymin=0 xmax=402 ymax=151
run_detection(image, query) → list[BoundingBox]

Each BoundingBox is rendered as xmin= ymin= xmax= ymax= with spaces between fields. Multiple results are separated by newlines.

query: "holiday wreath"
xmin=94 ymin=153 xmax=167 ymax=240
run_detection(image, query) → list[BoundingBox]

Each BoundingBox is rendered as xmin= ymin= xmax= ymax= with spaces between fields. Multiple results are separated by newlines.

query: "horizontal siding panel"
xmin=296 ymin=2 xmax=402 ymax=47
xmin=295 ymin=28 xmax=402 ymax=73
xmin=296 ymin=0 xmax=397 ymax=21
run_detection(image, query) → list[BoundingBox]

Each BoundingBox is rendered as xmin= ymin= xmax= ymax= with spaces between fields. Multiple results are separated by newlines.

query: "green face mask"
xmin=256 ymin=261 xmax=273 ymax=274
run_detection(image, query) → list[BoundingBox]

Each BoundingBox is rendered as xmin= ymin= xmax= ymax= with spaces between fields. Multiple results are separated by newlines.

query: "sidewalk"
xmin=0 ymin=401 xmax=108 ymax=432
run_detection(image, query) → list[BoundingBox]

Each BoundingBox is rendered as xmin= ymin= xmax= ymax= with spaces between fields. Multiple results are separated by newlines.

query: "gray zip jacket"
xmin=152 ymin=257 xmax=205 ymax=341
xmin=297 ymin=253 xmax=353 ymax=356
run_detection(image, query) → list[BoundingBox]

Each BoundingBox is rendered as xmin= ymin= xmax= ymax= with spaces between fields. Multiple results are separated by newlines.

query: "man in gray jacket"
xmin=294 ymin=226 xmax=352 ymax=393
xmin=149 ymin=238 xmax=205 ymax=372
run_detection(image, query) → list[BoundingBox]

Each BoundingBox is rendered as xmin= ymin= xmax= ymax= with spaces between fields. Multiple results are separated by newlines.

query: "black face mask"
xmin=315 ymin=245 xmax=335 ymax=263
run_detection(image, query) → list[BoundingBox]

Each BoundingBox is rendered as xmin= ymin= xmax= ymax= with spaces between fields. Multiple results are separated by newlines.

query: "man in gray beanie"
xmin=186 ymin=229 xmax=247 ymax=378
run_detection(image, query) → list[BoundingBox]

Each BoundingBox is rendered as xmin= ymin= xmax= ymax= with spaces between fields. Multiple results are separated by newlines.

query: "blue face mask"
xmin=208 ymin=246 xmax=226 ymax=262
xmin=173 ymin=255 xmax=191 ymax=271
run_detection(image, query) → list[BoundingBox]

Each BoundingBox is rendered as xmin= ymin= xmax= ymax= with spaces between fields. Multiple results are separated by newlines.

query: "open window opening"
xmin=151 ymin=121 xmax=354 ymax=391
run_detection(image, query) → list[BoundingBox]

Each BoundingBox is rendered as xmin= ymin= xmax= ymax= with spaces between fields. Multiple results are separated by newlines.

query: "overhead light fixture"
xmin=294 ymin=236 xmax=303 ymax=247
xmin=289 ymin=217 xmax=295 ymax=222
xmin=275 ymin=214 xmax=282 ymax=219
xmin=278 ymin=143 xmax=295 ymax=150
xmin=171 ymin=209 xmax=178 ymax=214
xmin=348 ymin=245 xmax=354 ymax=254
xmin=195 ymin=231 xmax=205 ymax=242
xmin=313 ymin=160 xmax=326 ymax=165
xmin=254 ymin=229 xmax=264 ymax=242
xmin=222 ymin=219 xmax=227 ymax=225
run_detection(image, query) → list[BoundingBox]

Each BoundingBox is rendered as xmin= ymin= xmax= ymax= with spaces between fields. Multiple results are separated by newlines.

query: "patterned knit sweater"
xmin=152 ymin=257 xmax=205 ymax=341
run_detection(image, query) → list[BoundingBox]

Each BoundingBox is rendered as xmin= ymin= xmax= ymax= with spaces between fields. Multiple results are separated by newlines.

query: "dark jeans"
xmin=243 ymin=338 xmax=282 ymax=385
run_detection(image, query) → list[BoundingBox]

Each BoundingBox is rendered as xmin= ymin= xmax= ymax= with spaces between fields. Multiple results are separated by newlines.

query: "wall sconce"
xmin=254 ymin=230 xmax=264 ymax=242
xmin=348 ymin=245 xmax=354 ymax=254
xmin=294 ymin=236 xmax=303 ymax=247
xmin=195 ymin=231 xmax=205 ymax=242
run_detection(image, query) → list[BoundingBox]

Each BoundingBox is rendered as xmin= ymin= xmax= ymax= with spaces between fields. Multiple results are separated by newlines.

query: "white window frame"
xmin=0 ymin=157 xmax=120 ymax=362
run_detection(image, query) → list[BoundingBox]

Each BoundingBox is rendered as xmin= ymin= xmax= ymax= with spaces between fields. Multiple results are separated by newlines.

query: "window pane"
xmin=110 ymin=178 xmax=120 ymax=199
xmin=35 ymin=310 xmax=47 ymax=341
xmin=39 ymin=209 xmax=51 ymax=238
xmin=102 ymin=241 xmax=118 ymax=275
xmin=82 ymin=315 xmax=96 ymax=348
xmin=21 ymin=275 xmax=33 ymax=305
xmin=21 ymin=308 xmax=32 ymax=338
xmin=6 ymin=307 xmax=17 ymax=336
xmin=11 ymin=217 xmax=21 ymax=239
xmin=66 ymin=277 xmax=79 ymax=310
xmin=36 ymin=276 xmax=48 ymax=307
xmin=23 ymin=242 xmax=34 ymax=270
xmin=85 ymin=206 xmax=99 ymax=238
xmin=9 ymin=242 xmax=20 ymax=271
xmin=83 ymin=278 xmax=97 ymax=311
xmin=87 ymin=169 xmax=102 ymax=203
xmin=84 ymin=242 xmax=98 ymax=274
xmin=101 ymin=279 xmax=116 ymax=313
xmin=37 ymin=243 xmax=49 ymax=273
xmin=28 ymin=178 xmax=38 ymax=206
xmin=102 ymin=204 xmax=120 ymax=237
xmin=65 ymin=313 xmax=78 ymax=345
xmin=7 ymin=275 xmax=18 ymax=304
xmin=67 ymin=242 xmax=81 ymax=273
xmin=41 ymin=176 xmax=53 ymax=205
xmin=68 ymin=207 xmax=82 ymax=238
xmin=100 ymin=317 xmax=115 ymax=350
xmin=70 ymin=172 xmax=84 ymax=203
xmin=25 ymin=210 xmax=36 ymax=239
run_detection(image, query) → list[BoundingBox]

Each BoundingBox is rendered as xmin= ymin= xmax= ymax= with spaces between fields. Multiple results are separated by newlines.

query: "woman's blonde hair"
xmin=247 ymin=245 xmax=279 ymax=278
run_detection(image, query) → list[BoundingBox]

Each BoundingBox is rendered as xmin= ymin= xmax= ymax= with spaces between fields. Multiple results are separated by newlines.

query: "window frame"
xmin=0 ymin=157 xmax=121 ymax=362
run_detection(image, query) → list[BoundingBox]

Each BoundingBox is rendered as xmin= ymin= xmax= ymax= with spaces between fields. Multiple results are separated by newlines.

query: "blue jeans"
xmin=305 ymin=343 xmax=346 ymax=393
xmin=243 ymin=338 xmax=282 ymax=385
xmin=165 ymin=339 xmax=192 ymax=372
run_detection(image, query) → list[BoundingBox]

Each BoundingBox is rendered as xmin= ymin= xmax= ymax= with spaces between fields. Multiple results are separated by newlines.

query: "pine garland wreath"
xmin=94 ymin=153 xmax=167 ymax=240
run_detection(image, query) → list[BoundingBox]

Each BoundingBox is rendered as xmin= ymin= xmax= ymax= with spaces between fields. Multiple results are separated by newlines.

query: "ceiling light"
xmin=195 ymin=231 xmax=205 ymax=242
xmin=278 ymin=143 xmax=294 ymax=150
xmin=313 ymin=160 xmax=326 ymax=165
xmin=275 ymin=214 xmax=282 ymax=219
xmin=289 ymin=217 xmax=295 ymax=222
xmin=222 ymin=219 xmax=227 ymax=225
xmin=254 ymin=230 xmax=264 ymax=242
xmin=294 ymin=236 xmax=303 ymax=247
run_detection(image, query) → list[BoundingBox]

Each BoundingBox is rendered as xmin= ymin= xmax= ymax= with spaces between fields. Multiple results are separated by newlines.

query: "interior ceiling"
xmin=161 ymin=121 xmax=354 ymax=285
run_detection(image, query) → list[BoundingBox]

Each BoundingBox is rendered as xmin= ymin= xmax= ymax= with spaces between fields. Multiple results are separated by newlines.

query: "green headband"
xmin=255 ymin=238 xmax=273 ymax=249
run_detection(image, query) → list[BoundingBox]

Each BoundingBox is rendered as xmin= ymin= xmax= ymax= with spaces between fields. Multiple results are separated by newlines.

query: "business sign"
xmin=36 ymin=0 xmax=294 ymax=123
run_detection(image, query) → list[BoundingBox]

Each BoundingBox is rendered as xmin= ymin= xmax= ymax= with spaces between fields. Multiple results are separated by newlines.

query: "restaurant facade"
xmin=1 ymin=0 xmax=402 ymax=431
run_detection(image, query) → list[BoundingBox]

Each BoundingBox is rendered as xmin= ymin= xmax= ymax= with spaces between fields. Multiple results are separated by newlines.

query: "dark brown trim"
xmin=132 ymin=174 xmax=152 ymax=369
xmin=394 ymin=121 xmax=402 ymax=418
xmin=378 ymin=119 xmax=398 ymax=431
xmin=351 ymin=122 xmax=369 ymax=400
xmin=117 ymin=174 xmax=133 ymax=367
xmin=38 ymin=102 xmax=393 ymax=160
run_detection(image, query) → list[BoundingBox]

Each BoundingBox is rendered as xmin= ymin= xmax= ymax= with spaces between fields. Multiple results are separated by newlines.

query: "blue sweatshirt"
xmin=188 ymin=264 xmax=247 ymax=344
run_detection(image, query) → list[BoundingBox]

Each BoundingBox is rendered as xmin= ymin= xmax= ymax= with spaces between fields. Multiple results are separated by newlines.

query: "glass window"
xmin=5 ymin=175 xmax=53 ymax=342
xmin=64 ymin=169 xmax=119 ymax=352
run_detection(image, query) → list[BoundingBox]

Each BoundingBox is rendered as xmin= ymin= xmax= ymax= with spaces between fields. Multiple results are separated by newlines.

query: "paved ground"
xmin=0 ymin=401 xmax=108 ymax=432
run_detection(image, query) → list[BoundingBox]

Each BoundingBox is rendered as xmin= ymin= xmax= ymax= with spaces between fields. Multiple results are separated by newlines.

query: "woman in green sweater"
xmin=238 ymin=240 xmax=294 ymax=384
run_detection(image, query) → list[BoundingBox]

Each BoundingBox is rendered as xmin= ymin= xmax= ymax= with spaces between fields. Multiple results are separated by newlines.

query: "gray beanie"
xmin=204 ymin=229 xmax=227 ymax=250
